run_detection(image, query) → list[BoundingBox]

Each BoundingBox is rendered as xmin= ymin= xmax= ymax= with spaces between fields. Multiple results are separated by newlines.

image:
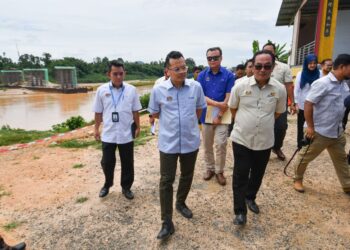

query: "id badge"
xmin=112 ymin=112 xmax=119 ymax=122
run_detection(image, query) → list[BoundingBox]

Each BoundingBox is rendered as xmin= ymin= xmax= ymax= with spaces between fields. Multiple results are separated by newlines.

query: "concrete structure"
xmin=276 ymin=0 xmax=350 ymax=66
xmin=23 ymin=69 xmax=49 ymax=87
xmin=0 ymin=70 xmax=24 ymax=85
xmin=54 ymin=66 xmax=78 ymax=89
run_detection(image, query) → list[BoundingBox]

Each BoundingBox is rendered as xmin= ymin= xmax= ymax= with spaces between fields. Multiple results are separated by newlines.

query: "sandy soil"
xmin=1 ymin=115 xmax=350 ymax=249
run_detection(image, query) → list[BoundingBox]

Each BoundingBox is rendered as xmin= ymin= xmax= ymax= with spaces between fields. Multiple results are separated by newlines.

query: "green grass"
xmin=76 ymin=197 xmax=88 ymax=203
xmin=0 ymin=125 xmax=55 ymax=146
xmin=72 ymin=163 xmax=84 ymax=169
xmin=0 ymin=185 xmax=11 ymax=198
xmin=53 ymin=139 xmax=99 ymax=149
xmin=33 ymin=156 xmax=40 ymax=160
xmin=3 ymin=221 xmax=22 ymax=231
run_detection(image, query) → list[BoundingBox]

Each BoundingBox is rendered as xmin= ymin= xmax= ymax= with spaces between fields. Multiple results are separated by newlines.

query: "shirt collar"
xmin=165 ymin=78 xmax=190 ymax=90
xmin=109 ymin=81 xmax=124 ymax=89
xmin=249 ymin=76 xmax=273 ymax=87
xmin=209 ymin=66 xmax=224 ymax=75
xmin=328 ymin=72 xmax=341 ymax=83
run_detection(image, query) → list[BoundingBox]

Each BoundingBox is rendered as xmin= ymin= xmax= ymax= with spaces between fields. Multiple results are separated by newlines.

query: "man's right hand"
xmin=94 ymin=129 xmax=101 ymax=141
xmin=216 ymin=102 xmax=228 ymax=112
xmin=305 ymin=127 xmax=315 ymax=139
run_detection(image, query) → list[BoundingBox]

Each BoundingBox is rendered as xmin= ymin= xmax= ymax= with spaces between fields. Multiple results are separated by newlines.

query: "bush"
xmin=139 ymin=93 xmax=150 ymax=109
xmin=52 ymin=116 xmax=87 ymax=132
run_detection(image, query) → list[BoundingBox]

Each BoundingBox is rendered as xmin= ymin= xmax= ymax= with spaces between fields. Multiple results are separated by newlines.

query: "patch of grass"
xmin=0 ymin=186 xmax=11 ymax=198
xmin=73 ymin=163 xmax=84 ymax=169
xmin=0 ymin=125 xmax=55 ymax=146
xmin=33 ymin=155 xmax=40 ymax=160
xmin=3 ymin=221 xmax=22 ymax=231
xmin=76 ymin=197 xmax=88 ymax=203
xmin=134 ymin=126 xmax=154 ymax=147
xmin=53 ymin=139 xmax=99 ymax=149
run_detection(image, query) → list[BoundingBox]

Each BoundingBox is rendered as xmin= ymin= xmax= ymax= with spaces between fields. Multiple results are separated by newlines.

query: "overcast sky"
xmin=0 ymin=0 xmax=293 ymax=67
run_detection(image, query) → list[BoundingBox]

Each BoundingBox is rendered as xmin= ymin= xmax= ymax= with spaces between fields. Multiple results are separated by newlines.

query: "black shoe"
xmin=122 ymin=189 xmax=134 ymax=200
xmin=176 ymin=203 xmax=193 ymax=219
xmin=99 ymin=187 xmax=109 ymax=198
xmin=272 ymin=148 xmax=286 ymax=161
xmin=246 ymin=199 xmax=260 ymax=214
xmin=157 ymin=220 xmax=175 ymax=240
xmin=233 ymin=214 xmax=247 ymax=225
xmin=12 ymin=242 xmax=26 ymax=250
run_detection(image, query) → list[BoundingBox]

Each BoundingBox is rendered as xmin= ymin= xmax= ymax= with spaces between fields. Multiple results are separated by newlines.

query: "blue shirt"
xmin=148 ymin=78 xmax=207 ymax=154
xmin=197 ymin=66 xmax=235 ymax=123
xmin=306 ymin=73 xmax=349 ymax=138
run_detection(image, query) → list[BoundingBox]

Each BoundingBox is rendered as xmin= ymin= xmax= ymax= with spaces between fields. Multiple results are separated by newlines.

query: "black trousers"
xmin=101 ymin=141 xmax=134 ymax=190
xmin=274 ymin=110 xmax=288 ymax=150
xmin=232 ymin=142 xmax=271 ymax=215
xmin=342 ymin=107 xmax=350 ymax=129
xmin=159 ymin=150 xmax=198 ymax=221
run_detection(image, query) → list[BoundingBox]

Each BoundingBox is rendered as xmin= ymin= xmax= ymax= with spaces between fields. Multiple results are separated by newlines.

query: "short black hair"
xmin=193 ymin=66 xmax=203 ymax=72
xmin=206 ymin=47 xmax=222 ymax=56
xmin=321 ymin=58 xmax=332 ymax=65
xmin=244 ymin=59 xmax=253 ymax=69
xmin=252 ymin=50 xmax=276 ymax=65
xmin=108 ymin=60 xmax=125 ymax=72
xmin=236 ymin=64 xmax=245 ymax=71
xmin=165 ymin=51 xmax=184 ymax=68
xmin=333 ymin=54 xmax=350 ymax=70
xmin=262 ymin=42 xmax=276 ymax=52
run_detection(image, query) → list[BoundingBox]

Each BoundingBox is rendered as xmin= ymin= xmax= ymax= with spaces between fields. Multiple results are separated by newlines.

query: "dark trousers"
xmin=101 ymin=141 xmax=134 ymax=190
xmin=232 ymin=142 xmax=271 ymax=215
xmin=297 ymin=109 xmax=305 ymax=149
xmin=342 ymin=107 xmax=350 ymax=129
xmin=159 ymin=150 xmax=198 ymax=221
xmin=274 ymin=110 xmax=288 ymax=150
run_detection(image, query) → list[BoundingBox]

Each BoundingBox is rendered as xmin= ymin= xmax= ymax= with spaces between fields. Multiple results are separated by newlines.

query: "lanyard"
xmin=109 ymin=83 xmax=125 ymax=110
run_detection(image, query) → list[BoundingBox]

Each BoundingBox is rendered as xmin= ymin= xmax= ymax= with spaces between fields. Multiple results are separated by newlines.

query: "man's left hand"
xmin=213 ymin=117 xmax=222 ymax=125
xmin=135 ymin=127 xmax=141 ymax=138
xmin=290 ymin=104 xmax=297 ymax=115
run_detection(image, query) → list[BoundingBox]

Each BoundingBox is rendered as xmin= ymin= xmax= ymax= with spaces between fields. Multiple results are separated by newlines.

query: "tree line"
xmin=0 ymin=52 xmax=198 ymax=82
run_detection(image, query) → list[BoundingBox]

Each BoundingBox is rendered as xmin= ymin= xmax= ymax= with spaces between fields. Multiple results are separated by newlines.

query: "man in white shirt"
xmin=93 ymin=61 xmax=142 ymax=199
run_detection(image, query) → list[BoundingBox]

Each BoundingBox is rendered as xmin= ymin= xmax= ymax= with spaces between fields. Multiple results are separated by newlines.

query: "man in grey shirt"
xmin=293 ymin=54 xmax=350 ymax=195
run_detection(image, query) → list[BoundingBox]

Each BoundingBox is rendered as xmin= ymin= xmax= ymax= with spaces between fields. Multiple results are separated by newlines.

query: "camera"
xmin=301 ymin=137 xmax=312 ymax=147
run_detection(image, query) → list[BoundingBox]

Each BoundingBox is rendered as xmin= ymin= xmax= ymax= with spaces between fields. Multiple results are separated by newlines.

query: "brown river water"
xmin=0 ymin=85 xmax=152 ymax=131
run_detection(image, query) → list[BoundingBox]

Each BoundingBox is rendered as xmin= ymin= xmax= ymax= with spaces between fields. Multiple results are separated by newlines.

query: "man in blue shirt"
xmin=197 ymin=47 xmax=235 ymax=185
xmin=293 ymin=54 xmax=350 ymax=195
xmin=148 ymin=51 xmax=206 ymax=240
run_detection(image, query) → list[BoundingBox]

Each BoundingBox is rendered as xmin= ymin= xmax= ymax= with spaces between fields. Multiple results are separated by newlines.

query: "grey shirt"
xmin=305 ymin=72 xmax=349 ymax=138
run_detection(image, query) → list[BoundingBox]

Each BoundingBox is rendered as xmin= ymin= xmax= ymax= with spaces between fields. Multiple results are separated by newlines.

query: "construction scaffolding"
xmin=54 ymin=66 xmax=78 ymax=89
xmin=0 ymin=70 xmax=24 ymax=86
xmin=23 ymin=69 xmax=49 ymax=87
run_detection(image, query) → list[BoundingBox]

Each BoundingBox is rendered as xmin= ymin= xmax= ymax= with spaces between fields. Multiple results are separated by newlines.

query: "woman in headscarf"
xmin=294 ymin=54 xmax=320 ymax=149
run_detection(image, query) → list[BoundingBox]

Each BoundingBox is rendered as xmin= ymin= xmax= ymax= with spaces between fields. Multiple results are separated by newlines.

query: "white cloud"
xmin=0 ymin=0 xmax=292 ymax=66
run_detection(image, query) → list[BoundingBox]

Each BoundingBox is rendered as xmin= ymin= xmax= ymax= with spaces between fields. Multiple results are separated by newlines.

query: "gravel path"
xmin=1 ymin=115 xmax=350 ymax=249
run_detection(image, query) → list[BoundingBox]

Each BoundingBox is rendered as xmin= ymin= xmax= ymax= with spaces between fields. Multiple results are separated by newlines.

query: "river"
xmin=0 ymin=85 xmax=153 ymax=131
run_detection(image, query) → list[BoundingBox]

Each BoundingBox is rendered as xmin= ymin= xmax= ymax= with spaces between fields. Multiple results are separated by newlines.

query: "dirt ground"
xmin=1 ymin=115 xmax=350 ymax=249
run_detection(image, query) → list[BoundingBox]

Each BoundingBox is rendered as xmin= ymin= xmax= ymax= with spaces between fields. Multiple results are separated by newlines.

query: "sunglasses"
xmin=168 ymin=66 xmax=188 ymax=73
xmin=254 ymin=64 xmax=273 ymax=70
xmin=112 ymin=72 xmax=124 ymax=76
xmin=207 ymin=56 xmax=221 ymax=62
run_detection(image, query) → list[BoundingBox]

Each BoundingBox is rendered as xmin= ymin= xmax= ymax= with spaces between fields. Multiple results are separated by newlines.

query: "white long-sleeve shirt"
xmin=294 ymin=71 xmax=312 ymax=110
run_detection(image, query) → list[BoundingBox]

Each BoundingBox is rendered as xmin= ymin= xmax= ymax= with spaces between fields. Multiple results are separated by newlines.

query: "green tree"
xmin=252 ymin=40 xmax=290 ymax=64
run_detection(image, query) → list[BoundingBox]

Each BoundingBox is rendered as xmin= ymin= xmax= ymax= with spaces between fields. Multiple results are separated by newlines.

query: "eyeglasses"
xmin=254 ymin=64 xmax=273 ymax=70
xmin=168 ymin=66 xmax=188 ymax=73
xmin=207 ymin=56 xmax=221 ymax=62
xmin=112 ymin=72 xmax=124 ymax=76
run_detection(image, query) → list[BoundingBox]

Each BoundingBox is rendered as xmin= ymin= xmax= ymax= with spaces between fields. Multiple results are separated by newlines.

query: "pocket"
xmin=261 ymin=97 xmax=277 ymax=113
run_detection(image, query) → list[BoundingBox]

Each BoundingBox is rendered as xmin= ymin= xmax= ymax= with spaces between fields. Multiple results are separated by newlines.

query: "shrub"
xmin=139 ymin=93 xmax=150 ymax=109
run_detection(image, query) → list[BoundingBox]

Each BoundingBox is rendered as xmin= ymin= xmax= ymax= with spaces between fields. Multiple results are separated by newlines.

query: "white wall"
xmin=333 ymin=9 xmax=350 ymax=58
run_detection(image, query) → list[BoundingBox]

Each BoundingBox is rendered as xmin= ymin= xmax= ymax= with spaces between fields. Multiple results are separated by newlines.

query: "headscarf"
xmin=300 ymin=54 xmax=320 ymax=89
